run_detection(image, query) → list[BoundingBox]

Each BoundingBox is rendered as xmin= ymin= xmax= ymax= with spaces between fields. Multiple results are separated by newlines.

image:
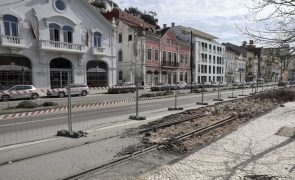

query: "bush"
xmin=140 ymin=91 xmax=174 ymax=98
xmin=42 ymin=102 xmax=58 ymax=107
xmin=18 ymin=101 xmax=39 ymax=109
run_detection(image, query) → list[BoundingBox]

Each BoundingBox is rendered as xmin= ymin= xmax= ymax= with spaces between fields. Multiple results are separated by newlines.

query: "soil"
xmin=119 ymin=88 xmax=295 ymax=156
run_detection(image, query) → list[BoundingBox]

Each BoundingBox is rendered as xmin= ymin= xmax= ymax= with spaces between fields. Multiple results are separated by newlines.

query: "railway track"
xmin=138 ymin=114 xmax=206 ymax=133
xmin=62 ymin=116 xmax=237 ymax=180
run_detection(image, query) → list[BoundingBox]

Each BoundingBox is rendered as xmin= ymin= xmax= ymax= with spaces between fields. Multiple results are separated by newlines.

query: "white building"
xmin=0 ymin=0 xmax=116 ymax=89
xmin=171 ymin=26 xmax=225 ymax=84
xmin=103 ymin=9 xmax=156 ymax=85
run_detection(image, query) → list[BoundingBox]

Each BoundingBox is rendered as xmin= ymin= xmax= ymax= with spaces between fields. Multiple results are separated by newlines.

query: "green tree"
xmin=124 ymin=7 xmax=142 ymax=17
xmin=124 ymin=6 xmax=159 ymax=27
xmin=91 ymin=1 xmax=106 ymax=9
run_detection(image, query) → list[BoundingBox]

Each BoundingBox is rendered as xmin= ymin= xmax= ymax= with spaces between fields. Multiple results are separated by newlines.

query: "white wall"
xmin=0 ymin=0 xmax=116 ymax=88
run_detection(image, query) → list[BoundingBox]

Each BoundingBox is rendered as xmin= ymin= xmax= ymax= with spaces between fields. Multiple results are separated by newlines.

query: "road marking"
xmin=140 ymin=103 xmax=162 ymax=108
xmin=0 ymin=116 xmax=70 ymax=127
xmin=0 ymin=137 xmax=60 ymax=151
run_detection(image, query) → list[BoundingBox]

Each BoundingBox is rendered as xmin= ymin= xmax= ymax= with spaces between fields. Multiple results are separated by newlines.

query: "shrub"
xmin=140 ymin=93 xmax=155 ymax=98
xmin=42 ymin=102 xmax=58 ymax=107
xmin=164 ymin=91 xmax=174 ymax=96
xmin=140 ymin=91 xmax=174 ymax=98
xmin=18 ymin=101 xmax=39 ymax=109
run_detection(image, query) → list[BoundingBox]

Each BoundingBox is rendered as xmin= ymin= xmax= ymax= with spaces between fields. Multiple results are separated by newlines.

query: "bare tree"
xmin=243 ymin=0 xmax=295 ymax=53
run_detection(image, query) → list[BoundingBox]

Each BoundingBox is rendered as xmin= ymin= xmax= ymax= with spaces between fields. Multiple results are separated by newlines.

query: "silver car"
xmin=47 ymin=84 xmax=89 ymax=98
xmin=0 ymin=85 xmax=40 ymax=101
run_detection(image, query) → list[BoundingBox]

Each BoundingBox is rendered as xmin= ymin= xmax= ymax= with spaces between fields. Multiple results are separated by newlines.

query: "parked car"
xmin=232 ymin=81 xmax=241 ymax=86
xmin=151 ymin=83 xmax=175 ymax=91
xmin=219 ymin=82 xmax=228 ymax=87
xmin=186 ymin=82 xmax=200 ymax=89
xmin=176 ymin=81 xmax=187 ymax=89
xmin=278 ymin=81 xmax=288 ymax=87
xmin=108 ymin=82 xmax=136 ymax=94
xmin=204 ymin=82 xmax=212 ymax=88
xmin=257 ymin=78 xmax=265 ymax=84
xmin=0 ymin=85 xmax=40 ymax=101
xmin=47 ymin=84 xmax=89 ymax=98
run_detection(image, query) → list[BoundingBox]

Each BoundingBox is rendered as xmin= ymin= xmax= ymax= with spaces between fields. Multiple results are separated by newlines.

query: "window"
xmin=174 ymin=53 xmax=177 ymax=62
xmin=168 ymin=52 xmax=172 ymax=61
xmin=3 ymin=15 xmax=18 ymax=36
xmin=55 ymin=0 xmax=66 ymax=11
xmin=155 ymin=50 xmax=159 ymax=61
xmin=63 ymin=26 xmax=73 ymax=43
xmin=185 ymin=72 xmax=188 ymax=82
xmin=209 ymin=65 xmax=211 ymax=73
xmin=201 ymin=76 xmax=207 ymax=83
xmin=118 ymin=50 xmax=123 ymax=61
xmin=119 ymin=71 xmax=123 ymax=81
xmin=162 ymin=51 xmax=166 ymax=61
xmin=128 ymin=34 xmax=132 ymax=41
xmin=185 ymin=55 xmax=188 ymax=64
xmin=213 ymin=66 xmax=216 ymax=74
xmin=93 ymin=32 xmax=102 ymax=47
xmin=147 ymin=49 xmax=152 ymax=61
xmin=180 ymin=54 xmax=184 ymax=63
xmin=167 ymin=39 xmax=172 ymax=45
xmin=180 ymin=72 xmax=183 ymax=81
xmin=118 ymin=33 xmax=122 ymax=43
xmin=49 ymin=23 xmax=60 ymax=41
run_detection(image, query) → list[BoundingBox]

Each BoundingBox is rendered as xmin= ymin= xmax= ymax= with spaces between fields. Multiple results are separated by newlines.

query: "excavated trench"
xmin=119 ymin=88 xmax=295 ymax=155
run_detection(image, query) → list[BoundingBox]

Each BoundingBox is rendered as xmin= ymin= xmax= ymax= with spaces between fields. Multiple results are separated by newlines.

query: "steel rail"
xmin=62 ymin=116 xmax=237 ymax=180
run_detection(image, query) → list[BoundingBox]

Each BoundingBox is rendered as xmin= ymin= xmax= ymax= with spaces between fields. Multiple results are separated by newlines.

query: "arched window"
xmin=93 ymin=32 xmax=102 ymax=47
xmin=63 ymin=26 xmax=73 ymax=43
xmin=3 ymin=15 xmax=18 ymax=36
xmin=49 ymin=23 xmax=60 ymax=41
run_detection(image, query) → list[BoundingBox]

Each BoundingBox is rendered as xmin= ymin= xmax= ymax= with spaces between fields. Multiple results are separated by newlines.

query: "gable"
xmin=161 ymin=29 xmax=178 ymax=46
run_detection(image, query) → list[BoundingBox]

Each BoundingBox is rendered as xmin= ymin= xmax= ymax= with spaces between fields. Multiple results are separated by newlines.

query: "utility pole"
xmin=190 ymin=30 xmax=193 ymax=93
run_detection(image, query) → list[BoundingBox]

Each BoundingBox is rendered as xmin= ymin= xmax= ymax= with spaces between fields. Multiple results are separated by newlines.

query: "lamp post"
xmin=190 ymin=30 xmax=193 ymax=93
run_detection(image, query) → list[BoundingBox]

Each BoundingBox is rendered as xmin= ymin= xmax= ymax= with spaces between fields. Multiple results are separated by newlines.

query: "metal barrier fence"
xmin=0 ymin=82 xmax=280 ymax=147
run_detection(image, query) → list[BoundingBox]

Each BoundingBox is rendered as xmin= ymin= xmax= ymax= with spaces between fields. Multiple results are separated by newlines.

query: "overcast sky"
xmin=112 ymin=0 xmax=257 ymax=45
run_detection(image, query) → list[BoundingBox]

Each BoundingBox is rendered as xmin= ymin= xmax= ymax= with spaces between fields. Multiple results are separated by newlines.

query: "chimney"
xmin=163 ymin=24 xmax=167 ymax=28
xmin=249 ymin=40 xmax=254 ymax=45
xmin=171 ymin=22 xmax=175 ymax=27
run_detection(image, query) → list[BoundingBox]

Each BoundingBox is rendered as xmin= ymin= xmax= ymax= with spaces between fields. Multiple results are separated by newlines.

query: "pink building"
xmin=145 ymin=27 xmax=191 ymax=85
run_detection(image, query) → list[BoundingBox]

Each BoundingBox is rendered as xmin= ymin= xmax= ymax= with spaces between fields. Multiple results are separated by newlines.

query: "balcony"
xmin=0 ymin=34 xmax=25 ymax=48
xmin=92 ymin=47 xmax=106 ymax=56
xmin=40 ymin=40 xmax=85 ymax=54
xmin=161 ymin=61 xmax=179 ymax=68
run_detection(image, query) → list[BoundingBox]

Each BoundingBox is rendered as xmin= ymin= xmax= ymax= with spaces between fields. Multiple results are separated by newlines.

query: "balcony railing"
xmin=161 ymin=61 xmax=179 ymax=68
xmin=40 ymin=40 xmax=85 ymax=54
xmin=92 ymin=47 xmax=106 ymax=56
xmin=0 ymin=34 xmax=25 ymax=48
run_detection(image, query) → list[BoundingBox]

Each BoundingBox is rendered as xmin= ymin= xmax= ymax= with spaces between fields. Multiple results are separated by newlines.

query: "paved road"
xmin=0 ymin=89 xmax=155 ymax=110
xmin=0 ymin=87 xmax=266 ymax=147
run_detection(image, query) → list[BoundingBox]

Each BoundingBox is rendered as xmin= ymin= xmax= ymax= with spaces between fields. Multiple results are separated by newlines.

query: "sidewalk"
xmin=145 ymin=102 xmax=295 ymax=180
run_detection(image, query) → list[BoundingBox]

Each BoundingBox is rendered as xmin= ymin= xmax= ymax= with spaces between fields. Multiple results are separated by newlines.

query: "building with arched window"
xmin=0 ymin=0 xmax=116 ymax=89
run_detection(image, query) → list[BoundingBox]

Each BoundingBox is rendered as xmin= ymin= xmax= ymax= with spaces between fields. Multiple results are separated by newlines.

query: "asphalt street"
xmin=0 ymin=87 xmax=268 ymax=146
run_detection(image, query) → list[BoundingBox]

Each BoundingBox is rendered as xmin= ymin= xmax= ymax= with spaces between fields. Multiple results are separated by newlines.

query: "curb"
xmin=0 ymin=95 xmax=172 ymax=120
